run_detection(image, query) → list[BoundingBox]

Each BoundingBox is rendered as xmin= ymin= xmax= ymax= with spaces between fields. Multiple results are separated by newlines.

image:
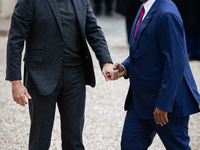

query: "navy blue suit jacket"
xmin=122 ymin=0 xmax=200 ymax=119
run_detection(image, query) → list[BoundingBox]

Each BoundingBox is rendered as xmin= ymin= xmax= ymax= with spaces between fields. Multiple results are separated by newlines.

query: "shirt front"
xmin=142 ymin=0 xmax=156 ymax=20
xmin=56 ymin=0 xmax=84 ymax=66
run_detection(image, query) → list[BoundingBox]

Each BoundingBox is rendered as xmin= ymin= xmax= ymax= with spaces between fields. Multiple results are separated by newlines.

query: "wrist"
xmin=103 ymin=63 xmax=112 ymax=67
xmin=11 ymin=80 xmax=21 ymax=85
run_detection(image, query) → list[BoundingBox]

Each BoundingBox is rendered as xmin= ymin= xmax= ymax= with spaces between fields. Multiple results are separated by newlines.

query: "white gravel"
xmin=0 ymin=15 xmax=200 ymax=150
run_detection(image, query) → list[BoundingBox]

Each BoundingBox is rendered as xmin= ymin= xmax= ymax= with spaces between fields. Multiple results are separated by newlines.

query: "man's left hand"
xmin=153 ymin=107 xmax=169 ymax=126
xmin=102 ymin=63 xmax=119 ymax=81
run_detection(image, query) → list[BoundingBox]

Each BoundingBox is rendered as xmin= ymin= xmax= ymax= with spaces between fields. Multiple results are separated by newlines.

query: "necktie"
xmin=133 ymin=6 xmax=145 ymax=42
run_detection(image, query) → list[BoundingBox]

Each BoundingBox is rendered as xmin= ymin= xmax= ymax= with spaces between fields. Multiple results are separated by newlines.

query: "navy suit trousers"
xmin=121 ymin=100 xmax=191 ymax=150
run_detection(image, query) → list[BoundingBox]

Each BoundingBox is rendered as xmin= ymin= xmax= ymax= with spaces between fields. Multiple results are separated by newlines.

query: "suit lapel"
xmin=47 ymin=0 xmax=64 ymax=37
xmin=130 ymin=0 xmax=163 ymax=56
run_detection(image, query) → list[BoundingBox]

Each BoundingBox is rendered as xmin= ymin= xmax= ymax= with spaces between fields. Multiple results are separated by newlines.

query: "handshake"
xmin=102 ymin=63 xmax=126 ymax=81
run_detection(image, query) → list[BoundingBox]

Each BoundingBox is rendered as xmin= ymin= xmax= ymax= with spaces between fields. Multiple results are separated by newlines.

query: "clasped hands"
xmin=102 ymin=63 xmax=125 ymax=81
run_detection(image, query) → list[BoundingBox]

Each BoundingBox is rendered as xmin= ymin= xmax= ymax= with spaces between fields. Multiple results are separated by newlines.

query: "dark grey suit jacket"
xmin=6 ymin=0 xmax=112 ymax=95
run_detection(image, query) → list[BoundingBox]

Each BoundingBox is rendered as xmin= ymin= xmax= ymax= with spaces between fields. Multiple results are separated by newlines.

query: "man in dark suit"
xmin=6 ymin=0 xmax=117 ymax=149
xmin=113 ymin=0 xmax=200 ymax=149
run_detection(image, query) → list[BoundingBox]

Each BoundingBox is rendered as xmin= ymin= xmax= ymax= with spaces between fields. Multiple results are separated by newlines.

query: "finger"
xmin=21 ymin=96 xmax=28 ymax=105
xmin=117 ymin=71 xmax=120 ymax=79
xmin=114 ymin=69 xmax=119 ymax=80
xmin=105 ymin=69 xmax=114 ymax=80
xmin=113 ymin=63 xmax=119 ymax=70
xmin=18 ymin=99 xmax=25 ymax=106
xmin=111 ymin=70 xmax=118 ymax=80
xmin=106 ymin=72 xmax=110 ymax=76
xmin=154 ymin=113 xmax=163 ymax=126
xmin=157 ymin=117 xmax=162 ymax=126
xmin=109 ymin=72 xmax=115 ymax=80
xmin=25 ymin=89 xmax=32 ymax=100
xmin=15 ymin=99 xmax=19 ymax=104
xmin=14 ymin=95 xmax=21 ymax=104
xmin=13 ymin=96 xmax=18 ymax=103
xmin=106 ymin=72 xmax=112 ymax=80
xmin=14 ymin=97 xmax=25 ymax=106
xmin=163 ymin=115 xmax=169 ymax=124
xmin=15 ymin=94 xmax=23 ymax=106
xmin=102 ymin=71 xmax=109 ymax=81
xmin=154 ymin=113 xmax=159 ymax=125
xmin=19 ymin=94 xmax=26 ymax=106
xmin=159 ymin=117 xmax=166 ymax=126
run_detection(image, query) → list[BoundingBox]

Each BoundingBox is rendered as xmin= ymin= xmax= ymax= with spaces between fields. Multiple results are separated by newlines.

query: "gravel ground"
xmin=0 ymin=15 xmax=200 ymax=150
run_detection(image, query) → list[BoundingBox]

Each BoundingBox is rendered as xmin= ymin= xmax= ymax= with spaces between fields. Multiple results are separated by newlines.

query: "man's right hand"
xmin=11 ymin=80 xmax=31 ymax=106
xmin=113 ymin=63 xmax=126 ymax=78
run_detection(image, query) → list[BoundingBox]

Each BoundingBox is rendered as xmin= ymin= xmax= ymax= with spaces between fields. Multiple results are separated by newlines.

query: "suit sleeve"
xmin=85 ymin=0 xmax=113 ymax=69
xmin=156 ymin=12 xmax=186 ymax=112
xmin=6 ymin=0 xmax=33 ymax=81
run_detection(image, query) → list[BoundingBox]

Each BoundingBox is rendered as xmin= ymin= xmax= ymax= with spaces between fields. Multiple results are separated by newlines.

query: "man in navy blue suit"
xmin=113 ymin=0 xmax=200 ymax=149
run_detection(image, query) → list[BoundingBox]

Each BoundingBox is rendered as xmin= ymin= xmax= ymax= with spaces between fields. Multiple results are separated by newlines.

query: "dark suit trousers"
xmin=121 ymin=100 xmax=191 ymax=150
xmin=27 ymin=65 xmax=86 ymax=150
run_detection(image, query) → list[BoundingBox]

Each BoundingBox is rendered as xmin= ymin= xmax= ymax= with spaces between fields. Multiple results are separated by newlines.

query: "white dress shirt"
xmin=142 ymin=0 xmax=156 ymax=20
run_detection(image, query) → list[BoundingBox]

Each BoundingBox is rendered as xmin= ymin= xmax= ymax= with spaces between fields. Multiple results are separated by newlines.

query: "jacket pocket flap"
xmin=23 ymin=55 xmax=44 ymax=61
xmin=26 ymin=43 xmax=45 ymax=50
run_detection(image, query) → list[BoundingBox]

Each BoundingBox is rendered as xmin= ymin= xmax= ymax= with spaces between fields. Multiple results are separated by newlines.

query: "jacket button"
xmin=61 ymin=42 xmax=64 ymax=46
